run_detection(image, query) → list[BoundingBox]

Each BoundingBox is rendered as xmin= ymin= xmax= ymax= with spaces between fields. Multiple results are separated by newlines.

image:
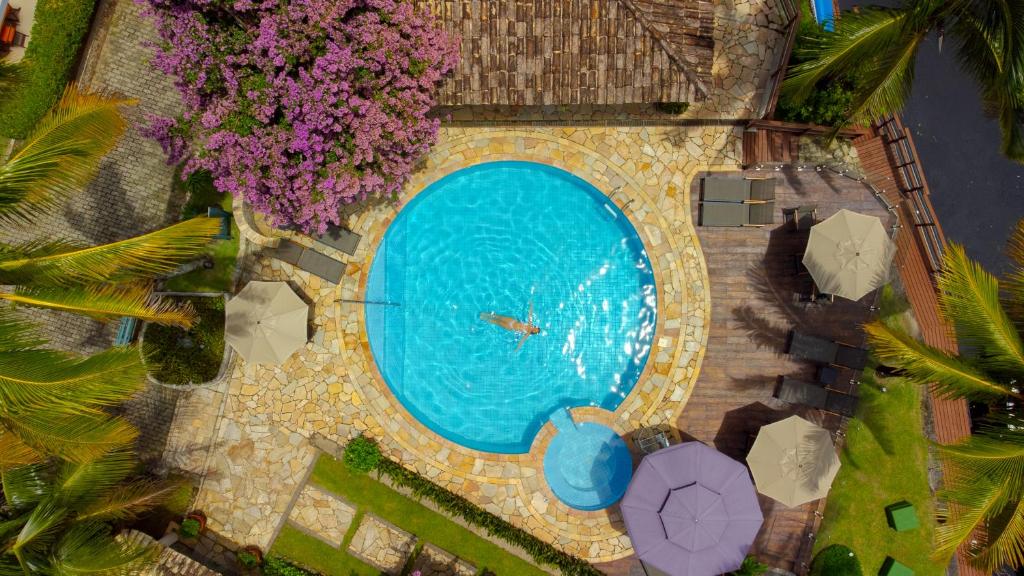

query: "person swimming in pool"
xmin=480 ymin=302 xmax=539 ymax=351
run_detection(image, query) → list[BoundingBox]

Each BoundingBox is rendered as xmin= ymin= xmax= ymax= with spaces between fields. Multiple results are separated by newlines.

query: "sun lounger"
xmin=787 ymin=331 xmax=868 ymax=369
xmin=313 ymin=225 xmax=361 ymax=256
xmin=700 ymin=176 xmax=777 ymax=203
xmin=270 ymin=239 xmax=345 ymax=284
xmin=699 ymin=201 xmax=775 ymax=227
xmin=776 ymin=377 xmax=859 ymax=417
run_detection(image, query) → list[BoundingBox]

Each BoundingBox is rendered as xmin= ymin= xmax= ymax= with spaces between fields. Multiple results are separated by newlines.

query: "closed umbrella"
xmin=746 ymin=416 xmax=841 ymax=507
xmin=802 ymin=209 xmax=896 ymax=300
xmin=620 ymin=442 xmax=764 ymax=576
xmin=225 ymin=281 xmax=308 ymax=364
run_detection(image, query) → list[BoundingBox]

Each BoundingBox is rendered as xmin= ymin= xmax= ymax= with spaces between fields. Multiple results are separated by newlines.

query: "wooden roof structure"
xmin=421 ymin=0 xmax=715 ymax=106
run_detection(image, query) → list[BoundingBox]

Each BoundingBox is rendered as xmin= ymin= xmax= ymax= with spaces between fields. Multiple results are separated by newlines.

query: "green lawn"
xmin=164 ymin=173 xmax=240 ymax=293
xmin=270 ymin=523 xmax=380 ymax=576
xmin=812 ymin=375 xmax=949 ymax=574
xmin=295 ymin=455 xmax=548 ymax=576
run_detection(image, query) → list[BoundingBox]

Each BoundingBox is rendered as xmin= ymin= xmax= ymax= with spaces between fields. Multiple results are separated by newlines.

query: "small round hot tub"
xmin=543 ymin=418 xmax=632 ymax=511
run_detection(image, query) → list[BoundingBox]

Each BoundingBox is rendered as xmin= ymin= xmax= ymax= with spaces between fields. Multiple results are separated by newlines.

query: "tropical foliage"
xmin=140 ymin=0 xmax=460 ymax=233
xmin=0 ymin=85 xmax=220 ymax=328
xmin=0 ymin=310 xmax=146 ymax=466
xmin=780 ymin=0 xmax=1024 ymax=162
xmin=865 ymin=220 xmax=1024 ymax=570
xmin=0 ymin=450 xmax=176 ymax=574
xmin=142 ymin=296 xmax=226 ymax=385
xmin=775 ymin=20 xmax=861 ymax=126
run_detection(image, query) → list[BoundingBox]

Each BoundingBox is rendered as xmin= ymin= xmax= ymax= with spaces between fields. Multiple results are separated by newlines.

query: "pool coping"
xmin=336 ymin=128 xmax=714 ymax=561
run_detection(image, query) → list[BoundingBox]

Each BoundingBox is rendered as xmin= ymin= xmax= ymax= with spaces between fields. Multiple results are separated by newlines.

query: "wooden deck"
xmin=597 ymin=167 xmax=893 ymax=576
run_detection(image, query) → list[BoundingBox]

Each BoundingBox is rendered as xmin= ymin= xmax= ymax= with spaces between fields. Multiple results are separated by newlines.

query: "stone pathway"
xmin=287 ymin=484 xmax=356 ymax=545
xmin=347 ymin=514 xmax=417 ymax=575
xmin=411 ymin=544 xmax=477 ymax=576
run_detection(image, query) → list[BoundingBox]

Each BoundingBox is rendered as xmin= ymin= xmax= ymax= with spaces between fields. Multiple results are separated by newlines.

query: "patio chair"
xmin=207 ymin=205 xmax=232 ymax=240
xmin=700 ymin=176 xmax=777 ymax=203
xmin=787 ymin=330 xmax=868 ymax=369
xmin=313 ymin=224 xmax=361 ymax=256
xmin=787 ymin=205 xmax=818 ymax=231
xmin=699 ymin=201 xmax=775 ymax=227
xmin=269 ymin=239 xmax=346 ymax=284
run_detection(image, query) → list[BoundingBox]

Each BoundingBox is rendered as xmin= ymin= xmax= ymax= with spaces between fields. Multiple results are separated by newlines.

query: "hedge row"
xmin=262 ymin=556 xmax=318 ymax=576
xmin=0 ymin=0 xmax=97 ymax=138
xmin=375 ymin=458 xmax=601 ymax=576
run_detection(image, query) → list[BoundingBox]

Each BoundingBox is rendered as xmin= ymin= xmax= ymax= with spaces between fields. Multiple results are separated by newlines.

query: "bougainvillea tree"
xmin=140 ymin=0 xmax=459 ymax=232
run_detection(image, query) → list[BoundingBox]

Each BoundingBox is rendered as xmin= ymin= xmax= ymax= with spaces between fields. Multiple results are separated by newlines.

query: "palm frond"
xmin=936 ymin=243 xmax=1024 ymax=373
xmin=0 ymin=60 xmax=23 ymax=102
xmin=56 ymin=451 xmax=136 ymax=507
xmin=781 ymin=8 xmax=910 ymax=106
xmin=1006 ymin=218 xmax=1024 ymax=317
xmin=75 ymin=480 xmax=182 ymax=523
xmin=935 ymin=476 xmax=1011 ymax=560
xmin=864 ymin=320 xmax=1019 ymax=401
xmin=938 ymin=416 xmax=1024 ymax=501
xmin=0 ymin=309 xmax=46 ymax=353
xmin=3 ymin=411 xmax=137 ymax=464
xmin=0 ymin=432 xmax=43 ymax=470
xmin=0 ymin=347 xmax=146 ymax=413
xmin=10 ymin=499 xmax=68 ymax=558
xmin=0 ymin=284 xmax=199 ymax=328
xmin=0 ymin=217 xmax=221 ymax=285
xmin=1 ymin=463 xmax=50 ymax=510
xmin=843 ymin=23 xmax=926 ymax=124
xmin=965 ymin=493 xmax=1024 ymax=570
xmin=50 ymin=523 xmax=158 ymax=576
xmin=0 ymin=86 xmax=134 ymax=226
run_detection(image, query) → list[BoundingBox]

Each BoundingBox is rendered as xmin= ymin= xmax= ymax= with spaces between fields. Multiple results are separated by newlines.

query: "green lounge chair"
xmin=879 ymin=557 xmax=914 ymax=576
xmin=701 ymin=176 xmax=777 ymax=203
xmin=886 ymin=501 xmax=920 ymax=532
xmin=699 ymin=201 xmax=775 ymax=227
xmin=270 ymin=239 xmax=346 ymax=284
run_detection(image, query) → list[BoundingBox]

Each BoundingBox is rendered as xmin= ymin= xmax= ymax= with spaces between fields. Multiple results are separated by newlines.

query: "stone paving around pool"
xmin=287 ymin=485 xmax=356 ymax=545
xmin=184 ymin=123 xmax=743 ymax=563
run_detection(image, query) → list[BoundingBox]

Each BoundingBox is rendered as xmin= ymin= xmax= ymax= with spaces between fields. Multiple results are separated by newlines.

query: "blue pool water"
xmin=543 ymin=409 xmax=632 ymax=510
xmin=365 ymin=161 xmax=657 ymax=453
xmin=813 ymin=0 xmax=835 ymax=31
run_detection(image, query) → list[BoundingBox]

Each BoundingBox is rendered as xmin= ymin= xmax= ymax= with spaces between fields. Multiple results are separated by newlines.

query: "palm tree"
xmin=0 ymin=309 xmax=147 ymax=466
xmin=0 ymin=84 xmax=221 ymax=327
xmin=781 ymin=0 xmax=1024 ymax=162
xmin=0 ymin=450 xmax=177 ymax=575
xmin=865 ymin=220 xmax=1024 ymax=571
xmin=0 ymin=59 xmax=21 ymax=101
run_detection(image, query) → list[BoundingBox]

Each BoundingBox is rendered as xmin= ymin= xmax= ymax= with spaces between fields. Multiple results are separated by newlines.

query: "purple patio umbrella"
xmin=620 ymin=442 xmax=765 ymax=576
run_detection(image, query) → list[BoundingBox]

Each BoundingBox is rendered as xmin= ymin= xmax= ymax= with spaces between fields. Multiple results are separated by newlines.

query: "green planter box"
xmin=885 ymin=501 xmax=919 ymax=532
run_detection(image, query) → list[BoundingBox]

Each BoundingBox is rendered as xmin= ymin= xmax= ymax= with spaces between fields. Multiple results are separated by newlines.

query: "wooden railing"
xmin=747 ymin=118 xmax=867 ymax=138
xmin=874 ymin=114 xmax=947 ymax=275
xmin=760 ymin=0 xmax=802 ymax=119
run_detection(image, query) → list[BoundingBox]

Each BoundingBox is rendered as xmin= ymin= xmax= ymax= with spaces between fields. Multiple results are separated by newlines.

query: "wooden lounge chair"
xmin=775 ymin=377 xmax=859 ymax=417
xmin=270 ymin=239 xmax=345 ymax=284
xmin=787 ymin=330 xmax=868 ymax=369
xmin=699 ymin=201 xmax=775 ymax=227
xmin=700 ymin=176 xmax=777 ymax=203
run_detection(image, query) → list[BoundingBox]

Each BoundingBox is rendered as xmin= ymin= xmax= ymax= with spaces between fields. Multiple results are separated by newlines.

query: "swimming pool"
xmin=365 ymin=161 xmax=657 ymax=454
xmin=812 ymin=0 xmax=835 ymax=31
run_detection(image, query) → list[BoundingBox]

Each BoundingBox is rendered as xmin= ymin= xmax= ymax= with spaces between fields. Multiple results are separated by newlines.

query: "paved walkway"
xmin=7 ymin=0 xmax=183 ymax=353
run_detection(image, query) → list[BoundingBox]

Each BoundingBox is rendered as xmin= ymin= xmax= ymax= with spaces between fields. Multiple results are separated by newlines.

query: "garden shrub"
xmin=776 ymin=21 xmax=862 ymax=127
xmin=237 ymin=549 xmax=260 ymax=569
xmin=178 ymin=517 xmax=201 ymax=539
xmin=343 ymin=435 xmax=382 ymax=473
xmin=731 ymin=555 xmax=769 ymax=575
xmin=143 ymin=296 xmax=225 ymax=385
xmin=0 ymin=0 xmax=97 ymax=138
xmin=809 ymin=544 xmax=862 ymax=576
xmin=376 ymin=458 xmax=601 ymax=576
xmin=262 ymin=556 xmax=319 ymax=576
xmin=139 ymin=0 xmax=460 ymax=233
xmin=654 ymin=101 xmax=689 ymax=115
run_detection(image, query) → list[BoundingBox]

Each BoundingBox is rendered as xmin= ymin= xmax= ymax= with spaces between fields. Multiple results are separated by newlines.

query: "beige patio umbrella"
xmin=746 ymin=416 xmax=841 ymax=507
xmin=225 ymin=281 xmax=308 ymax=365
xmin=802 ymin=209 xmax=896 ymax=301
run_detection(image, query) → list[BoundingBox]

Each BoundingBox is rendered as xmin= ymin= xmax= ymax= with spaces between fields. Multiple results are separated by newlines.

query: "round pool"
xmin=365 ymin=161 xmax=657 ymax=453
xmin=543 ymin=421 xmax=632 ymax=510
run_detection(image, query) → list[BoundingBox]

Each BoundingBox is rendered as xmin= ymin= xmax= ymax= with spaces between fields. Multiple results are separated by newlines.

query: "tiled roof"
xmin=422 ymin=0 xmax=714 ymax=106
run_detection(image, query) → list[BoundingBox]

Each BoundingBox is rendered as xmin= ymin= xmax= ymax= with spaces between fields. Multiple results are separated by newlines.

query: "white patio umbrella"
xmin=802 ymin=209 xmax=896 ymax=300
xmin=746 ymin=416 xmax=841 ymax=507
xmin=225 ymin=281 xmax=308 ymax=364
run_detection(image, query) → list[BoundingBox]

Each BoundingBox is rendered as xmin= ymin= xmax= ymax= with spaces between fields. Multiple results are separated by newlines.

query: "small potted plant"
xmin=179 ymin=511 xmax=207 ymax=540
xmin=236 ymin=546 xmax=263 ymax=571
